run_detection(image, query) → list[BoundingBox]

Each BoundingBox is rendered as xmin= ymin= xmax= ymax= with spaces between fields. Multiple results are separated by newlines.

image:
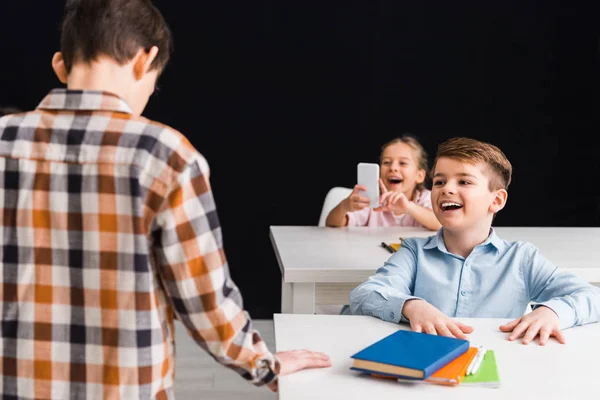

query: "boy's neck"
xmin=66 ymin=59 xmax=132 ymax=104
xmin=442 ymin=224 xmax=492 ymax=258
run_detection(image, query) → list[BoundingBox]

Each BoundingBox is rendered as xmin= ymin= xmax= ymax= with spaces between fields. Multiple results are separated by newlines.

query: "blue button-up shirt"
xmin=349 ymin=228 xmax=600 ymax=329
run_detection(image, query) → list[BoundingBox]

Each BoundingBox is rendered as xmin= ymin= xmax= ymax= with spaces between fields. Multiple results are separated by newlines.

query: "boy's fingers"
xmin=508 ymin=321 xmax=529 ymax=341
xmin=448 ymin=323 xmax=468 ymax=339
xmin=412 ymin=324 xmax=423 ymax=333
xmin=538 ymin=327 xmax=551 ymax=346
xmin=521 ymin=323 xmax=541 ymax=345
xmin=455 ymin=322 xmax=474 ymax=333
xmin=303 ymin=354 xmax=332 ymax=368
xmin=276 ymin=350 xmax=332 ymax=376
xmin=553 ymin=328 xmax=567 ymax=344
xmin=499 ymin=318 xmax=521 ymax=332
xmin=435 ymin=323 xmax=454 ymax=338
xmin=424 ymin=324 xmax=437 ymax=335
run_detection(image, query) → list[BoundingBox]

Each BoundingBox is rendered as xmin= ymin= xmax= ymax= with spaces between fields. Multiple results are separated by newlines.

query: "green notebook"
xmin=461 ymin=350 xmax=501 ymax=388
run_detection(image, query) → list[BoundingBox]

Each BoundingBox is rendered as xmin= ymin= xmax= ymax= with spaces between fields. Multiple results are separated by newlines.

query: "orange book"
xmin=395 ymin=346 xmax=478 ymax=386
xmin=373 ymin=346 xmax=478 ymax=385
xmin=425 ymin=346 xmax=478 ymax=385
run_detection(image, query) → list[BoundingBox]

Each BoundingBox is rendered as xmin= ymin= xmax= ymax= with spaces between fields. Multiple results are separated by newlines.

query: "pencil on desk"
xmin=466 ymin=346 xmax=486 ymax=375
xmin=380 ymin=242 xmax=395 ymax=254
xmin=469 ymin=348 xmax=487 ymax=375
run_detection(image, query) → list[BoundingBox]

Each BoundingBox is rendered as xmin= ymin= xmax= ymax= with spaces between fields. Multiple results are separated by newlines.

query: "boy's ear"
xmin=490 ymin=188 xmax=508 ymax=214
xmin=133 ymin=46 xmax=159 ymax=81
xmin=51 ymin=52 xmax=68 ymax=84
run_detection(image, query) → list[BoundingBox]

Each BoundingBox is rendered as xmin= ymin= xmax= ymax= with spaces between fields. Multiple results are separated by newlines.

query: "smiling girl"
xmin=326 ymin=135 xmax=441 ymax=230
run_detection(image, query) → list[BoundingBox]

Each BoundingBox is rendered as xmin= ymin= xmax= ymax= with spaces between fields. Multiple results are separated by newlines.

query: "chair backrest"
xmin=318 ymin=186 xmax=353 ymax=227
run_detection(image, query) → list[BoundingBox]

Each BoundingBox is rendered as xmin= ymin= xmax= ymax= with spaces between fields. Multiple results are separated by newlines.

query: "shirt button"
xmin=389 ymin=312 xmax=395 ymax=320
xmin=460 ymin=290 xmax=467 ymax=296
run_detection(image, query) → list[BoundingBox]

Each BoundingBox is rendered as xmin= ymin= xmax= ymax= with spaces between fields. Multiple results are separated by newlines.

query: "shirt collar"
xmin=37 ymin=89 xmax=133 ymax=114
xmin=423 ymin=226 xmax=504 ymax=254
xmin=484 ymin=227 xmax=504 ymax=251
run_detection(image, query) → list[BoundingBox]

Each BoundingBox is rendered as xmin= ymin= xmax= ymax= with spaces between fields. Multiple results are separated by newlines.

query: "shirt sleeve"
xmin=416 ymin=189 xmax=433 ymax=209
xmin=523 ymin=244 xmax=600 ymax=329
xmin=349 ymin=239 xmax=422 ymax=323
xmin=152 ymin=155 xmax=279 ymax=386
xmin=347 ymin=207 xmax=371 ymax=227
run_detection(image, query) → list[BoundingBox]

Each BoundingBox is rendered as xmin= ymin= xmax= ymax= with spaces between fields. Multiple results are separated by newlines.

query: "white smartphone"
xmin=357 ymin=162 xmax=380 ymax=208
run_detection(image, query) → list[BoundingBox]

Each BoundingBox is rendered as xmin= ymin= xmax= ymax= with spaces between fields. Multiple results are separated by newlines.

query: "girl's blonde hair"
xmin=380 ymin=134 xmax=429 ymax=193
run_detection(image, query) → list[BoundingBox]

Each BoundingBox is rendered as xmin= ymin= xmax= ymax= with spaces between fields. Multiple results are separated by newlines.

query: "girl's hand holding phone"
xmin=343 ymin=185 xmax=371 ymax=212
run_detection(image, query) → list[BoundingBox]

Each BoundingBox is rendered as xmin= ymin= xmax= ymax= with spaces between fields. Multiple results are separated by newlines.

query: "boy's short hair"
xmin=0 ymin=107 xmax=22 ymax=117
xmin=60 ymin=0 xmax=172 ymax=74
xmin=432 ymin=137 xmax=512 ymax=191
xmin=380 ymin=134 xmax=429 ymax=192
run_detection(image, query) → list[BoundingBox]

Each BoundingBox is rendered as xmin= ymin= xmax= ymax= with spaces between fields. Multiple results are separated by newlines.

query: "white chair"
xmin=317 ymin=186 xmax=353 ymax=227
xmin=316 ymin=186 xmax=353 ymax=315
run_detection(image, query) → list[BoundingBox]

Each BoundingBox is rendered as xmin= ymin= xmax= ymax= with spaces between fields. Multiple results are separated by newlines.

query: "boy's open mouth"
xmin=387 ymin=177 xmax=403 ymax=184
xmin=440 ymin=202 xmax=463 ymax=211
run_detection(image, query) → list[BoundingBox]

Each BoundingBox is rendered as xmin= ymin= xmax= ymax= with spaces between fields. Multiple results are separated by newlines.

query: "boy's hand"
xmin=267 ymin=350 xmax=332 ymax=392
xmin=374 ymin=179 xmax=411 ymax=214
xmin=343 ymin=184 xmax=371 ymax=213
xmin=402 ymin=299 xmax=474 ymax=339
xmin=499 ymin=306 xmax=565 ymax=345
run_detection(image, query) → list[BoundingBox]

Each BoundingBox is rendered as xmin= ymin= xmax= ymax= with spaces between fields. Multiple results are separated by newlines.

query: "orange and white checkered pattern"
xmin=0 ymin=89 xmax=278 ymax=399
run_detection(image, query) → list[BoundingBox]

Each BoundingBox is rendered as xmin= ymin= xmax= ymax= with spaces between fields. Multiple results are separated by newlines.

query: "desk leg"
xmin=291 ymin=283 xmax=315 ymax=314
xmin=281 ymin=279 xmax=293 ymax=314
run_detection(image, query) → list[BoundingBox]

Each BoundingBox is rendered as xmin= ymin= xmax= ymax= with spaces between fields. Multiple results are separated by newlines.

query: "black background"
xmin=1 ymin=1 xmax=599 ymax=318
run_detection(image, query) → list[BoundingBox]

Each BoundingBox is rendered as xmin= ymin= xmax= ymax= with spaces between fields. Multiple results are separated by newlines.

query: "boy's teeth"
xmin=442 ymin=202 xmax=461 ymax=207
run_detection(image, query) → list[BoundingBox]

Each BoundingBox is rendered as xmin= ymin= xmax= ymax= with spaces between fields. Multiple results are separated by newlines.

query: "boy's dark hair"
xmin=60 ymin=0 xmax=172 ymax=74
xmin=432 ymin=137 xmax=512 ymax=191
xmin=0 ymin=107 xmax=22 ymax=117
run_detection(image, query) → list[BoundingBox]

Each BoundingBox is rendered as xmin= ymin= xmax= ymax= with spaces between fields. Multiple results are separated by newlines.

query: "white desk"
xmin=270 ymin=226 xmax=600 ymax=314
xmin=274 ymin=314 xmax=600 ymax=400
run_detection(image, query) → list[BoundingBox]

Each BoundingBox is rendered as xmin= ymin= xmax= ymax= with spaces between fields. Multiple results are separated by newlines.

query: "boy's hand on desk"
xmin=402 ymin=299 xmax=474 ymax=339
xmin=499 ymin=306 xmax=565 ymax=346
xmin=267 ymin=350 xmax=332 ymax=392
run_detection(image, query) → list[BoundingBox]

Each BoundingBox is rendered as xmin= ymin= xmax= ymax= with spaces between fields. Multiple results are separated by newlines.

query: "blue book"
xmin=350 ymin=330 xmax=469 ymax=379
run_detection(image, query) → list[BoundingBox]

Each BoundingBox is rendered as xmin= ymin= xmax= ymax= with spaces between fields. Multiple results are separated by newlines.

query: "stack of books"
xmin=350 ymin=330 xmax=500 ymax=388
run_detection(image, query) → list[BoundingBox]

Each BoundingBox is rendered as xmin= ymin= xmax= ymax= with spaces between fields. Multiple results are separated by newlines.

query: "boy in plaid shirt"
xmin=0 ymin=1 xmax=329 ymax=398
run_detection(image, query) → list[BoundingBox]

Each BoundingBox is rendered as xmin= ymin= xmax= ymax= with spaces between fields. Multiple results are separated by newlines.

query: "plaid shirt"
xmin=0 ymin=89 xmax=279 ymax=399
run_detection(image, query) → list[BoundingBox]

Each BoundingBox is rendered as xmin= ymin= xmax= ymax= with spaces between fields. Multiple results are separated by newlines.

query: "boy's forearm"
xmin=165 ymin=264 xmax=280 ymax=384
xmin=534 ymin=286 xmax=600 ymax=329
xmin=156 ymin=161 xmax=280 ymax=385
xmin=528 ymin=249 xmax=600 ymax=329
xmin=349 ymin=283 xmax=419 ymax=323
